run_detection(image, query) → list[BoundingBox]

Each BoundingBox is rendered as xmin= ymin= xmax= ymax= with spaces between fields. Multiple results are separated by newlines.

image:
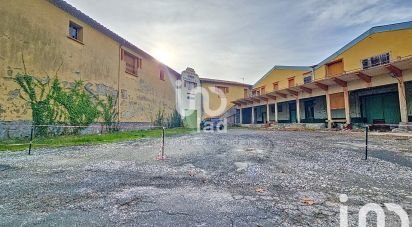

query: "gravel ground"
xmin=0 ymin=129 xmax=411 ymax=226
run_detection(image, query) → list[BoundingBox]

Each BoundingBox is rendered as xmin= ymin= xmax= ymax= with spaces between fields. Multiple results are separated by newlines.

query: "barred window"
xmin=361 ymin=53 xmax=390 ymax=69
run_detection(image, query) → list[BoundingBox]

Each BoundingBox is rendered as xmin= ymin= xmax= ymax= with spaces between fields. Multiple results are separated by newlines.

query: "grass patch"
xmin=0 ymin=128 xmax=194 ymax=152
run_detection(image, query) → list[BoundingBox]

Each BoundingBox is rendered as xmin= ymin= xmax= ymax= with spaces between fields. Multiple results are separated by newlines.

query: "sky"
xmin=65 ymin=0 xmax=412 ymax=84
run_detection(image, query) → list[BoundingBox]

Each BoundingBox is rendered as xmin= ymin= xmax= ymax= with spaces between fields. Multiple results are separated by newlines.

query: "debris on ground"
xmin=301 ymin=196 xmax=315 ymax=205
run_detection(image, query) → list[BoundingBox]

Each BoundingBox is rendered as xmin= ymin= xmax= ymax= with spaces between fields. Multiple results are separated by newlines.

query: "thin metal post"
xmin=364 ymin=126 xmax=368 ymax=160
xmin=28 ymin=125 xmax=34 ymax=155
xmin=161 ymin=127 xmax=165 ymax=158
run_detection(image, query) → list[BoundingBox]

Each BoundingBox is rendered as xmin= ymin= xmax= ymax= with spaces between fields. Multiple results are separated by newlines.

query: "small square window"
xmin=69 ymin=21 xmax=83 ymax=42
xmin=160 ymin=70 xmax=165 ymax=81
xmin=273 ymin=82 xmax=279 ymax=91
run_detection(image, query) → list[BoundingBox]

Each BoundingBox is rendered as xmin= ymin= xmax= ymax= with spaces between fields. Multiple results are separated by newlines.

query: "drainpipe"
xmin=117 ymin=45 xmax=122 ymax=124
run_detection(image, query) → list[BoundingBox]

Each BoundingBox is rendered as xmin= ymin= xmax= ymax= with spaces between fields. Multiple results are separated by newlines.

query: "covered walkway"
xmin=234 ymin=57 xmax=412 ymax=128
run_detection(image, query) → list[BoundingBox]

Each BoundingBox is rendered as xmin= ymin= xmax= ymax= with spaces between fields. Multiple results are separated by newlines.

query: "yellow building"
xmin=234 ymin=21 xmax=412 ymax=129
xmin=0 ymin=0 xmax=180 ymax=138
xmin=200 ymin=78 xmax=251 ymax=123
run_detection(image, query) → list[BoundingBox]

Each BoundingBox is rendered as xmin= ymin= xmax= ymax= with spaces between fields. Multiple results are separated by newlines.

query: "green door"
xmin=363 ymin=93 xmax=400 ymax=124
xmin=383 ymin=93 xmax=400 ymax=124
xmin=364 ymin=95 xmax=384 ymax=124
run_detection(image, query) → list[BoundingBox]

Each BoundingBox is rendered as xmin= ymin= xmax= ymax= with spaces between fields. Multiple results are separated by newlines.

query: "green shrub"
xmin=14 ymin=74 xmax=102 ymax=136
xmin=99 ymin=94 xmax=119 ymax=133
xmin=14 ymin=74 xmax=64 ymax=136
xmin=167 ymin=110 xmax=183 ymax=128
xmin=153 ymin=109 xmax=183 ymax=128
xmin=52 ymin=80 xmax=100 ymax=134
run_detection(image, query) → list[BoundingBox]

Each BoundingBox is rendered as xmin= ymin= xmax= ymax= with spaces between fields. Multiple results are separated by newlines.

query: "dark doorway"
xmin=289 ymin=103 xmax=297 ymax=123
xmin=304 ymin=100 xmax=315 ymax=120
xmin=254 ymin=105 xmax=266 ymax=124
xmin=241 ymin=108 xmax=252 ymax=124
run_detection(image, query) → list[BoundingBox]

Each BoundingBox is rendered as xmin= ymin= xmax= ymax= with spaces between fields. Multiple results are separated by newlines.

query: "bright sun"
xmin=153 ymin=48 xmax=171 ymax=64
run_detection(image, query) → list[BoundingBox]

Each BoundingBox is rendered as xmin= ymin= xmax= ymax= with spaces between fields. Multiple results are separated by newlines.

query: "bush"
xmin=153 ymin=109 xmax=183 ymax=128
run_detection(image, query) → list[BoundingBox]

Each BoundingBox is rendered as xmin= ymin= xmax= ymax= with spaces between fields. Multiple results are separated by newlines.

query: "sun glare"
xmin=153 ymin=48 xmax=171 ymax=64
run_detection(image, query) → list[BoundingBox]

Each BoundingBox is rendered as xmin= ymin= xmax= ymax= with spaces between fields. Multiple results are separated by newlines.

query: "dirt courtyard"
xmin=1 ymin=129 xmax=411 ymax=226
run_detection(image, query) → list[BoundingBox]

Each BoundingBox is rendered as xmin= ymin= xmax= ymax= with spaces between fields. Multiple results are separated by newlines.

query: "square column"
xmin=266 ymin=103 xmax=270 ymax=124
xmin=239 ymin=107 xmax=243 ymax=124
xmin=296 ymin=98 xmax=301 ymax=123
xmin=251 ymin=106 xmax=255 ymax=124
xmin=398 ymin=79 xmax=408 ymax=123
xmin=344 ymin=88 xmax=351 ymax=125
xmin=326 ymin=93 xmax=332 ymax=128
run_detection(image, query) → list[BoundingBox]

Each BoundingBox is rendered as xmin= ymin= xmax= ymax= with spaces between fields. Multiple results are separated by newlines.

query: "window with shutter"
xmin=330 ymin=92 xmax=345 ymax=109
xmin=122 ymin=50 xmax=141 ymax=76
xmin=288 ymin=77 xmax=295 ymax=88
xmin=273 ymin=82 xmax=279 ymax=91
xmin=326 ymin=60 xmax=344 ymax=77
xmin=160 ymin=70 xmax=165 ymax=81
xmin=216 ymin=86 xmax=229 ymax=94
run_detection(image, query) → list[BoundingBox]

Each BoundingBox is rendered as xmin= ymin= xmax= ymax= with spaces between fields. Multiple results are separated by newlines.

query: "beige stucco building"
xmin=0 ymin=0 xmax=180 ymax=138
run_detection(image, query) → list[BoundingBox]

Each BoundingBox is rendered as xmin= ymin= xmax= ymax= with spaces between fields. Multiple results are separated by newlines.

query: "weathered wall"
xmin=201 ymin=81 xmax=249 ymax=118
xmin=118 ymin=46 xmax=177 ymax=122
xmin=0 ymin=0 xmax=177 ymax=125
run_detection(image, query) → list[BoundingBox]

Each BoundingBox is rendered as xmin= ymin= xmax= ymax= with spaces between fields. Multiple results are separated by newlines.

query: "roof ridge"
xmin=315 ymin=20 xmax=412 ymax=68
xmin=200 ymin=77 xmax=252 ymax=86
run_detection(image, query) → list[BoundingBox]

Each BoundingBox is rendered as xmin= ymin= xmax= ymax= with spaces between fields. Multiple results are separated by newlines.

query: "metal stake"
xmin=28 ymin=125 xmax=34 ymax=155
xmin=364 ymin=126 xmax=368 ymax=160
xmin=162 ymin=127 xmax=165 ymax=158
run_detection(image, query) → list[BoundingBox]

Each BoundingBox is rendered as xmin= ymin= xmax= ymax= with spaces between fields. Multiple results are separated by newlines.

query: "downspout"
xmin=117 ymin=45 xmax=122 ymax=124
